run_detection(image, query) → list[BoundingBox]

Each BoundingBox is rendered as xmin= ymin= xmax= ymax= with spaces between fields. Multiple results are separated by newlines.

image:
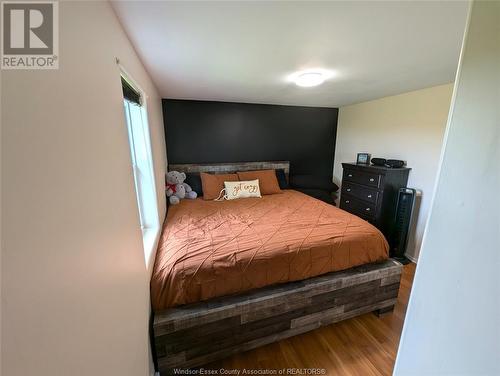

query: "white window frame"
xmin=120 ymin=68 xmax=160 ymax=266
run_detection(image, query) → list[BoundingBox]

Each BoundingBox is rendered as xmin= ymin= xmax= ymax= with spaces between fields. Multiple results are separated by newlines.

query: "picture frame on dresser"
xmin=356 ymin=152 xmax=371 ymax=165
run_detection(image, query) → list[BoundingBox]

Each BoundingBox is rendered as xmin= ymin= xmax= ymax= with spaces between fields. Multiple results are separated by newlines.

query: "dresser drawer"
xmin=342 ymin=182 xmax=379 ymax=204
xmin=343 ymin=169 xmax=382 ymax=188
xmin=340 ymin=194 xmax=376 ymax=219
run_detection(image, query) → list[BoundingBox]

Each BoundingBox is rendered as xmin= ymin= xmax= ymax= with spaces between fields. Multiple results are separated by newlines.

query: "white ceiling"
xmin=112 ymin=1 xmax=469 ymax=108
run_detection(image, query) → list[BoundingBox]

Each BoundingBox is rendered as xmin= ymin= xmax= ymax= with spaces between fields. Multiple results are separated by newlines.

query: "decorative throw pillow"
xmin=236 ymin=170 xmax=282 ymax=195
xmin=184 ymin=172 xmax=203 ymax=196
xmin=224 ymin=180 xmax=261 ymax=200
xmin=200 ymin=172 xmax=239 ymax=200
xmin=275 ymin=168 xmax=289 ymax=189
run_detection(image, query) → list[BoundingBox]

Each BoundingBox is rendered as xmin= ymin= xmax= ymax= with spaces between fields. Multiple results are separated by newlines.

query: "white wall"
xmin=1 ymin=2 xmax=166 ymax=376
xmin=395 ymin=1 xmax=499 ymax=374
xmin=333 ymin=84 xmax=453 ymax=261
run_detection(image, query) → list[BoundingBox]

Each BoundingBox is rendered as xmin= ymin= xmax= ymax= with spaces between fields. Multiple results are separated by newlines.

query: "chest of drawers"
xmin=340 ymin=163 xmax=411 ymax=244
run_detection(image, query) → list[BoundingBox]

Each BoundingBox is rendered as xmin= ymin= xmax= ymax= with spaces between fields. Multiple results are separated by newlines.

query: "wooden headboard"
xmin=168 ymin=161 xmax=290 ymax=175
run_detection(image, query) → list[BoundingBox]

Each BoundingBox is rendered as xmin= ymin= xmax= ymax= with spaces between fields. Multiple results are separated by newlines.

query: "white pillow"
xmin=224 ymin=179 xmax=261 ymax=200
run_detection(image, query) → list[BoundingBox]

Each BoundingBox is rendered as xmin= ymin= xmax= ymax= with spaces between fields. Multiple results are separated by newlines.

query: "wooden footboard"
xmin=153 ymin=259 xmax=402 ymax=373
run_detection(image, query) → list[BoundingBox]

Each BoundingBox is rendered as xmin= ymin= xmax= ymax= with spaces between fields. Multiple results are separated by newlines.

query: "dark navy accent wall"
xmin=162 ymin=99 xmax=338 ymax=177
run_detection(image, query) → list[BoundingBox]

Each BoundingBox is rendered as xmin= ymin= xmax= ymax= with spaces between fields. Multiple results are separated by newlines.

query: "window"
xmin=121 ymin=75 xmax=159 ymax=238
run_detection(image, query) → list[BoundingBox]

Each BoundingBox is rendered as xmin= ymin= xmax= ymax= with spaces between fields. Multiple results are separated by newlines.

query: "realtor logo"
xmin=1 ymin=1 xmax=58 ymax=69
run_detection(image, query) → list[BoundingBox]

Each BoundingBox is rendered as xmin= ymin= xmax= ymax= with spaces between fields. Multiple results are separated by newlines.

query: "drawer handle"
xmin=367 ymin=194 xmax=372 ymax=198
xmin=346 ymin=188 xmax=351 ymax=192
xmin=348 ymin=174 xmax=353 ymax=178
xmin=366 ymin=208 xmax=371 ymax=211
xmin=345 ymin=200 xmax=350 ymax=204
xmin=369 ymin=178 xmax=375 ymax=182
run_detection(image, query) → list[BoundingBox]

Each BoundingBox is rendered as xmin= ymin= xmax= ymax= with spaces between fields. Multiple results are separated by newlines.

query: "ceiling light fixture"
xmin=295 ymin=72 xmax=324 ymax=87
xmin=289 ymin=69 xmax=334 ymax=88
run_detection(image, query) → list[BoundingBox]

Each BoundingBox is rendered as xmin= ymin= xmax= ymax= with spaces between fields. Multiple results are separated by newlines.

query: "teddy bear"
xmin=166 ymin=170 xmax=197 ymax=205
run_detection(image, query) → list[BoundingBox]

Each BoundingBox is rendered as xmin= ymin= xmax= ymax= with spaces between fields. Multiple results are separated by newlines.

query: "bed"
xmin=152 ymin=161 xmax=402 ymax=372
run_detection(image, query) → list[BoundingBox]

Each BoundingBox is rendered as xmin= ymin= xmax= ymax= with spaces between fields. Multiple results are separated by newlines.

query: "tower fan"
xmin=390 ymin=188 xmax=416 ymax=264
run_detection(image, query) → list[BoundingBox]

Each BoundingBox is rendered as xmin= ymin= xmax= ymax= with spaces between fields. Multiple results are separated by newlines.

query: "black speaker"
xmin=386 ymin=159 xmax=405 ymax=168
xmin=371 ymin=158 xmax=386 ymax=166
xmin=390 ymin=188 xmax=416 ymax=264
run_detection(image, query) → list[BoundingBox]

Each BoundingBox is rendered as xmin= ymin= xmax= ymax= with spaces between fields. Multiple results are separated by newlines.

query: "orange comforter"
xmin=151 ymin=190 xmax=388 ymax=311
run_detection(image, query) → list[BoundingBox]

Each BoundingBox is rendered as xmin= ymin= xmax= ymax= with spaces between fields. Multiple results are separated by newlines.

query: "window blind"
xmin=121 ymin=77 xmax=141 ymax=105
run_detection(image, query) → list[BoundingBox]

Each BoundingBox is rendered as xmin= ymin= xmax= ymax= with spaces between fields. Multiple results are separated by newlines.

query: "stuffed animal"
xmin=166 ymin=171 xmax=197 ymax=205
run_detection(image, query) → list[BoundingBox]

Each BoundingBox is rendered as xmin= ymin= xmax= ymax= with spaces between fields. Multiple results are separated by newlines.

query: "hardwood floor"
xmin=206 ymin=262 xmax=416 ymax=375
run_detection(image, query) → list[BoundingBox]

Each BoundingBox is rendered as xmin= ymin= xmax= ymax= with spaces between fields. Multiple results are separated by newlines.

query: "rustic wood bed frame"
xmin=153 ymin=161 xmax=403 ymax=373
xmin=169 ymin=160 xmax=290 ymax=177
